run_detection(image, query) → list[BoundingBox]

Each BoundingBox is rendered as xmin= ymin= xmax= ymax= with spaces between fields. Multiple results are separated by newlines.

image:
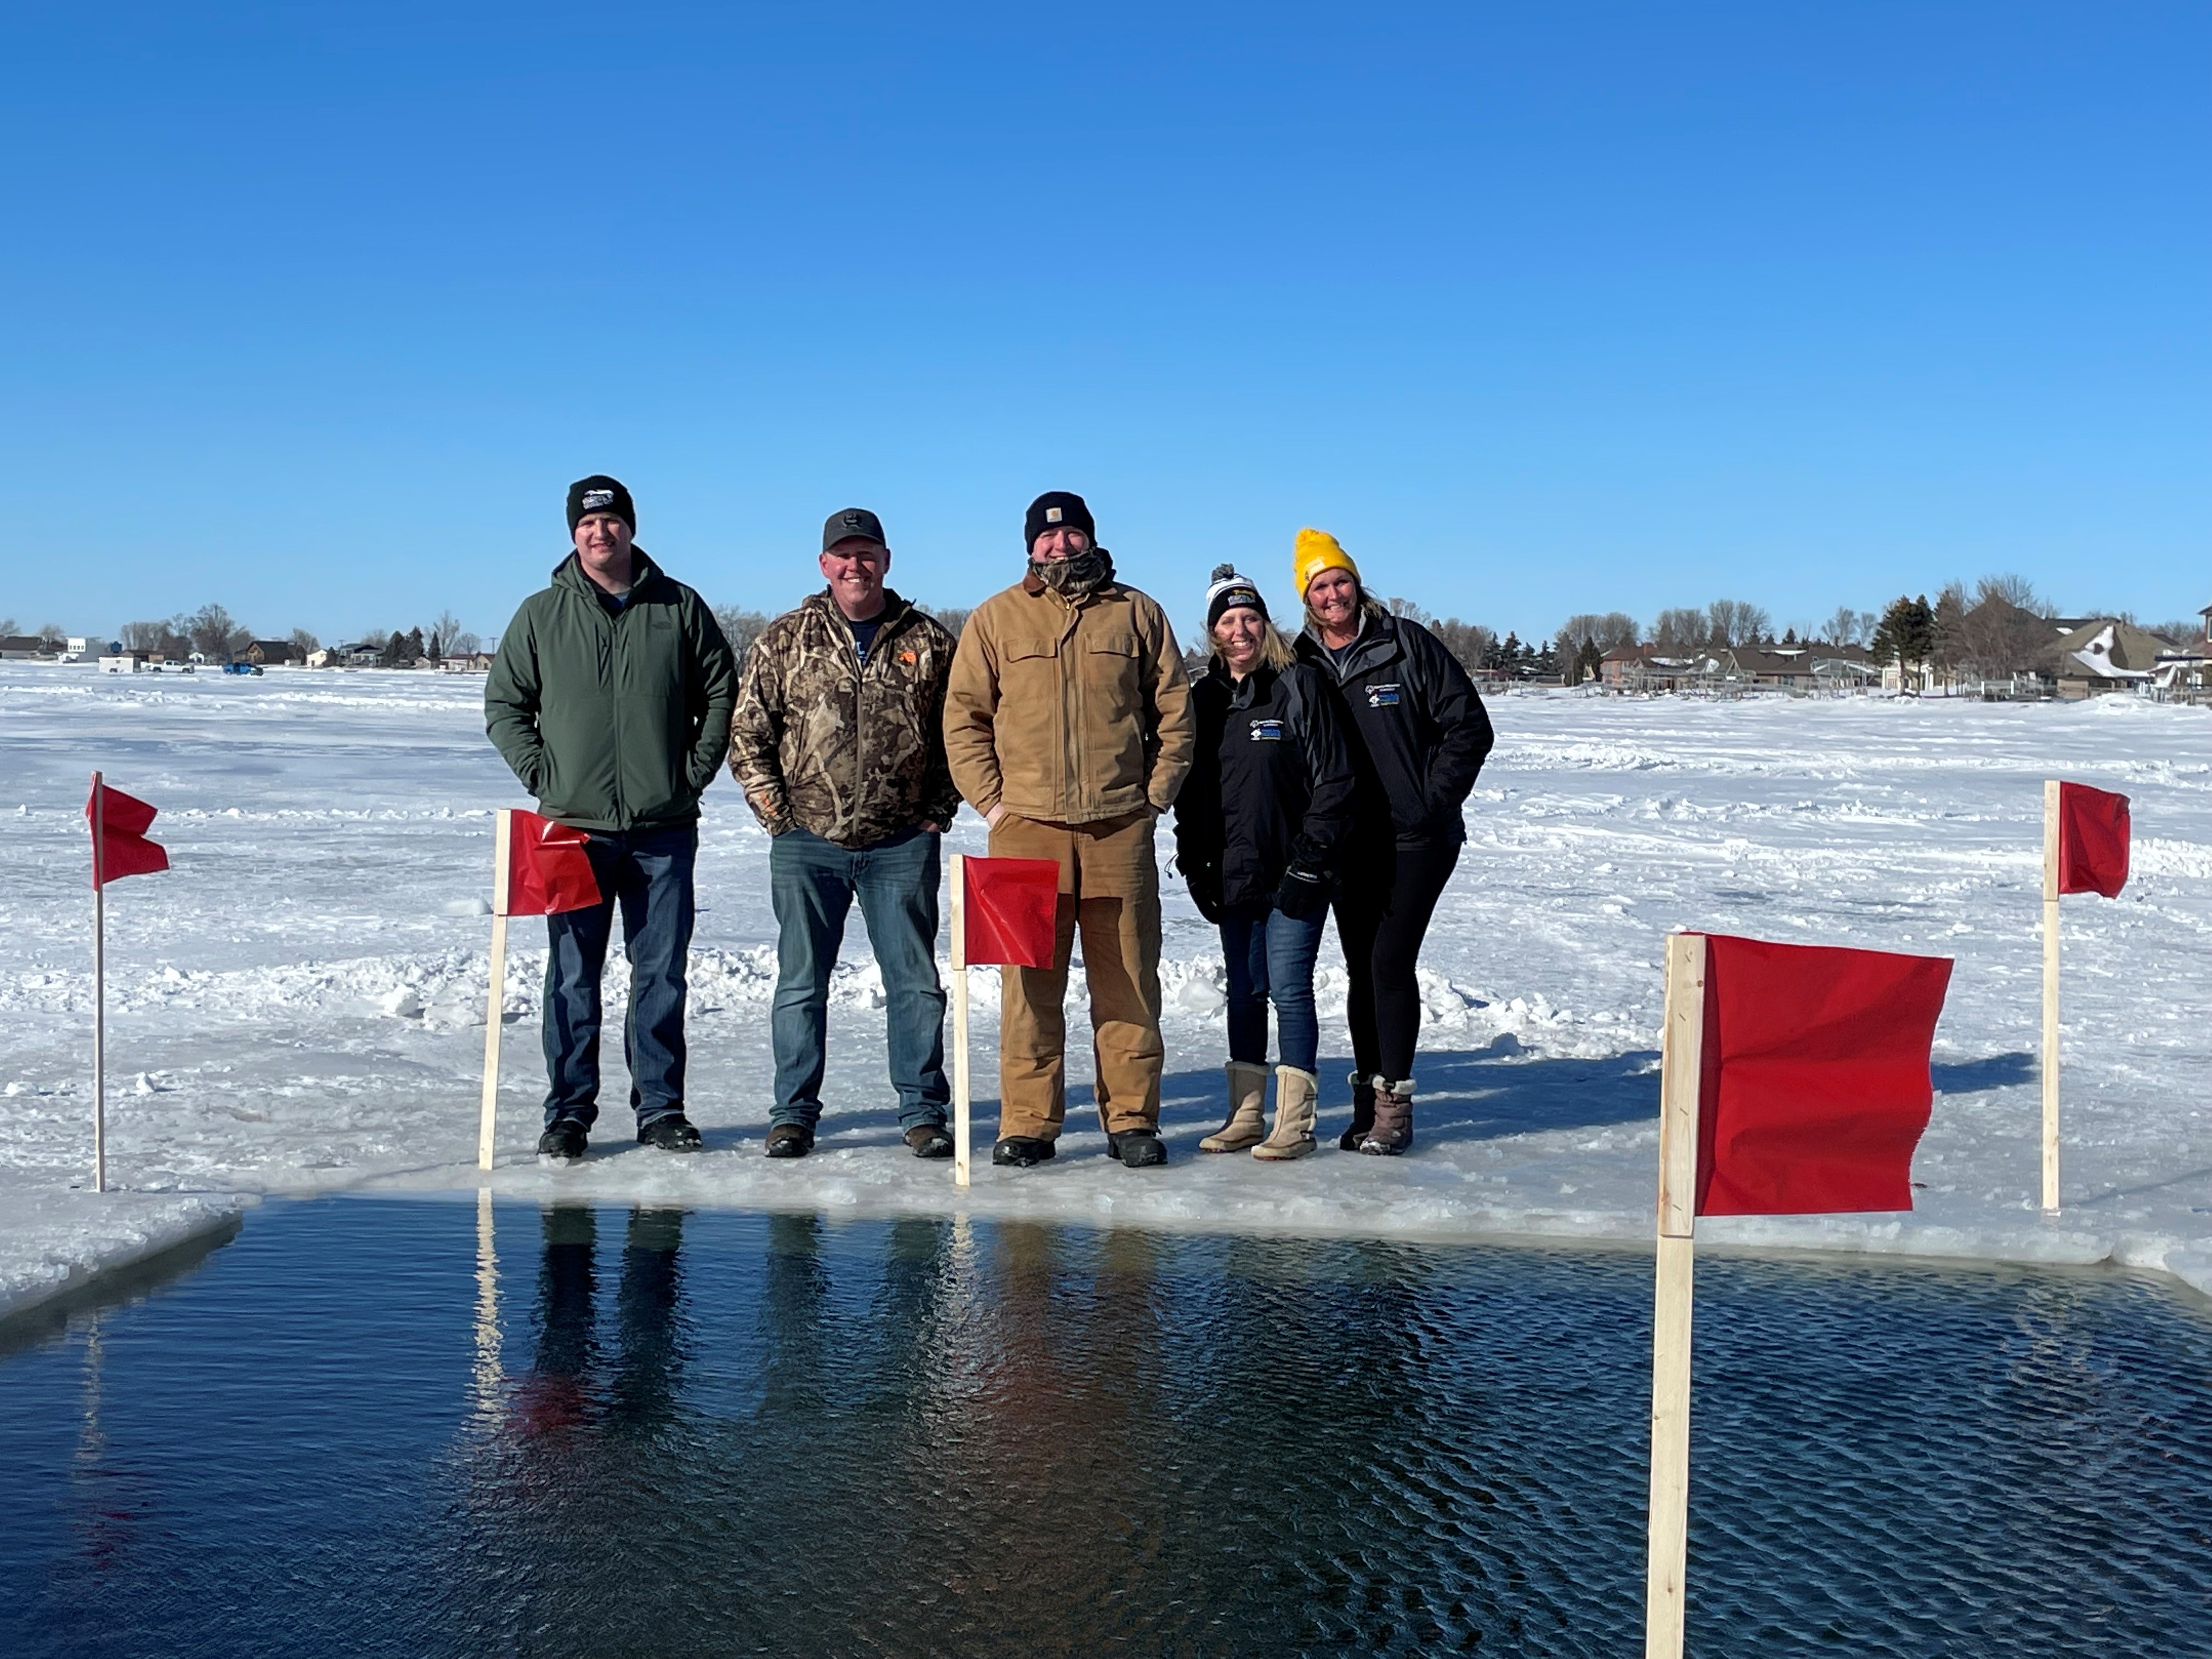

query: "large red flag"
xmin=506 ymin=810 xmax=601 ymax=917
xmin=2057 ymin=782 xmax=2130 ymax=899
xmin=86 ymin=778 xmax=170 ymax=887
xmin=1694 ymin=934 xmax=1953 ymax=1217
xmin=961 ymin=856 xmax=1061 ymax=968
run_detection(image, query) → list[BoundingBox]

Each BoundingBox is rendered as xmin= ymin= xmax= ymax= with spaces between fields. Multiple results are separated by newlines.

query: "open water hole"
xmin=1 ymin=1198 xmax=2208 ymax=1658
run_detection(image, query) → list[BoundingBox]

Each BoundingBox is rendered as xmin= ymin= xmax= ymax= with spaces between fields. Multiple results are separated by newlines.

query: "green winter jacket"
xmin=485 ymin=549 xmax=738 ymax=832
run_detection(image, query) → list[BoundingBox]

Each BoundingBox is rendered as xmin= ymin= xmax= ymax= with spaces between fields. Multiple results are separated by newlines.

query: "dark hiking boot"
xmin=1339 ymin=1073 xmax=1376 ymax=1151
xmin=537 ymin=1119 xmax=588 ymax=1161
xmin=1107 ymin=1128 xmax=1167 ymax=1169
xmin=992 ymin=1136 xmax=1056 ymax=1168
xmin=905 ymin=1122 xmax=954 ymax=1159
xmin=765 ymin=1123 xmax=815 ymax=1159
xmin=1358 ymin=1081 xmax=1414 ymax=1156
xmin=637 ymin=1114 xmax=702 ymax=1153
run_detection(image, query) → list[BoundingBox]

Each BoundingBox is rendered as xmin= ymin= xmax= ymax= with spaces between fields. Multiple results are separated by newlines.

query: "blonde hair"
xmin=1210 ymin=616 xmax=1297 ymax=673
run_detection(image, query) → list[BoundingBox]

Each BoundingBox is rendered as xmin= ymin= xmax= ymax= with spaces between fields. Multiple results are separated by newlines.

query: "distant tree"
xmin=452 ymin=630 xmax=482 ymax=657
xmin=918 ymin=605 xmax=971 ymax=640
xmin=1573 ymin=636 xmax=1604 ymax=684
xmin=1974 ymin=572 xmax=2045 ymax=613
xmin=0 ymin=616 xmax=16 ymax=636
xmin=37 ymin=622 xmax=66 ymax=647
xmin=428 ymin=610 xmax=465 ymax=658
xmin=1430 ymin=618 xmax=1497 ymax=676
xmin=1871 ymin=595 xmax=1937 ymax=685
xmin=1704 ymin=599 xmax=1771 ymax=649
xmin=401 ymin=626 xmax=426 ymax=662
xmin=1557 ymin=612 xmax=1640 ymax=656
xmin=187 ymin=603 xmax=252 ymax=662
xmin=1499 ymin=631 xmax=1523 ymax=664
xmin=1821 ymin=605 xmax=1863 ymax=646
xmin=288 ymin=627 xmax=320 ymax=656
xmin=378 ymin=630 xmax=408 ymax=668
xmin=712 ymin=605 xmax=773 ymax=669
xmin=1931 ymin=581 xmax=1971 ymax=675
xmin=1652 ymin=607 xmax=1707 ymax=652
xmin=1384 ymin=596 xmax=1435 ymax=626
xmin=1781 ymin=626 xmax=1799 ymax=646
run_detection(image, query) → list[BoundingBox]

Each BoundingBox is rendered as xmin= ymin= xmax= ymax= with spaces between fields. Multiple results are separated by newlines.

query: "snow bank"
xmin=3 ymin=665 xmax=2209 ymax=1310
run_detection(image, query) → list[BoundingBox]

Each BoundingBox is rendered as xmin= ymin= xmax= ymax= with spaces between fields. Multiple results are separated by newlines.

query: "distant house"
xmin=341 ymin=642 xmax=384 ymax=667
xmin=0 ymin=635 xmax=54 ymax=661
xmin=2047 ymin=618 xmax=2175 ymax=699
xmin=244 ymin=639 xmax=305 ymax=667
xmin=439 ymin=652 xmax=495 ymax=673
xmin=1598 ymin=641 xmax=1874 ymax=696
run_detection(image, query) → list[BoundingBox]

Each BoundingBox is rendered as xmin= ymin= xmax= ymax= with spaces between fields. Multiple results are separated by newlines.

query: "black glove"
xmin=1274 ymin=859 xmax=1334 ymax=919
xmin=1183 ymin=862 xmax=1224 ymax=924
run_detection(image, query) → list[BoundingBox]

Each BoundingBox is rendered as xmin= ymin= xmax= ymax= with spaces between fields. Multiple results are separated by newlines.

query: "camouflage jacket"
xmin=729 ymin=589 xmax=961 ymax=848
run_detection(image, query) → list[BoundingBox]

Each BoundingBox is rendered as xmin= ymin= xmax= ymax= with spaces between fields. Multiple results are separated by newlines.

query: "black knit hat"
xmin=1024 ymin=490 xmax=1094 ymax=551
xmin=567 ymin=475 xmax=635 ymax=534
xmin=1204 ymin=563 xmax=1269 ymax=630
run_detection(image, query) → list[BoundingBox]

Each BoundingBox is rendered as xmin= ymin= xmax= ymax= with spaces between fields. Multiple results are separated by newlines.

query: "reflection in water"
xmin=2 ymin=1201 xmax=2209 ymax=1659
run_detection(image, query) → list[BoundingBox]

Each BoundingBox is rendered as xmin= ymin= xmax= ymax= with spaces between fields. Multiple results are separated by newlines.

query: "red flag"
xmin=2057 ymin=782 xmax=2130 ymax=899
xmin=961 ymin=856 xmax=1062 ymax=968
xmin=1694 ymin=934 xmax=1953 ymax=1217
xmin=505 ymin=810 xmax=601 ymax=917
xmin=86 ymin=778 xmax=169 ymax=888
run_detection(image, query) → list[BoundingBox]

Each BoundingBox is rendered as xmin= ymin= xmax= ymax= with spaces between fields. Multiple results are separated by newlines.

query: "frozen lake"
xmin=2 ymin=1197 xmax=2208 ymax=1657
xmin=1 ymin=663 xmax=2209 ymax=1308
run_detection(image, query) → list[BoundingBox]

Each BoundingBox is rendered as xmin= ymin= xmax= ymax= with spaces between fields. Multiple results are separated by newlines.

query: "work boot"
xmin=904 ymin=1122 xmax=953 ymax=1159
xmin=992 ymin=1136 xmax=1056 ymax=1167
xmin=1252 ymin=1065 xmax=1318 ymax=1161
xmin=636 ymin=1114 xmax=702 ymax=1152
xmin=1200 ymin=1062 xmax=1268 ymax=1153
xmin=1358 ymin=1080 xmax=1414 ymax=1156
xmin=1107 ymin=1128 xmax=1167 ymax=1169
xmin=765 ymin=1123 xmax=815 ymax=1159
xmin=537 ymin=1118 xmax=588 ymax=1161
xmin=1338 ymin=1073 xmax=1376 ymax=1152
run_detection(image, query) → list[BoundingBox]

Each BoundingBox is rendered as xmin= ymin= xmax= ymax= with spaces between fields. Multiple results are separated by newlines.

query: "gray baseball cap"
xmin=822 ymin=507 xmax=887 ymax=551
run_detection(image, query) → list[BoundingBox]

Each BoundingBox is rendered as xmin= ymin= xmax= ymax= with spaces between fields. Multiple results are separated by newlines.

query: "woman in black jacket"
xmin=1290 ymin=528 xmax=1494 ymax=1155
xmin=1175 ymin=566 xmax=1356 ymax=1160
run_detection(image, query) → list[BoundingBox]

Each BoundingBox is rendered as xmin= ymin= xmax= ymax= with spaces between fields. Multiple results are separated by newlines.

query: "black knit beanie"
xmin=1204 ymin=563 xmax=1268 ymax=630
xmin=1024 ymin=490 xmax=1094 ymax=551
xmin=567 ymin=475 xmax=636 ymax=534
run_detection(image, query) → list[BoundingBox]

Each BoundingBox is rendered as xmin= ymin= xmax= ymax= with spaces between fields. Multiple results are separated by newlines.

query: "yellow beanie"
xmin=1293 ymin=527 xmax=1358 ymax=599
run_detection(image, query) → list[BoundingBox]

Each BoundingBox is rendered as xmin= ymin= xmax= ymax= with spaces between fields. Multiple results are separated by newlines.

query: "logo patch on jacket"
xmin=1248 ymin=719 xmax=1284 ymax=741
xmin=1365 ymin=683 xmax=1402 ymax=708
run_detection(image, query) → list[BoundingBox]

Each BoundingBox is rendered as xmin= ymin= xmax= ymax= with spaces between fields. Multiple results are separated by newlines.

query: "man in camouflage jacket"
xmin=730 ymin=507 xmax=961 ymax=1159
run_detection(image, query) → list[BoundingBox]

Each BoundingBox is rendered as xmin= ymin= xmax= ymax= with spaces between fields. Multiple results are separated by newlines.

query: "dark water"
xmin=1 ymin=1200 xmax=2208 ymax=1659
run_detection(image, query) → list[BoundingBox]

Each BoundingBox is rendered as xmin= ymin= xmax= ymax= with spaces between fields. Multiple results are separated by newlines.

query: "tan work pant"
xmin=988 ymin=811 xmax=1164 ymax=1141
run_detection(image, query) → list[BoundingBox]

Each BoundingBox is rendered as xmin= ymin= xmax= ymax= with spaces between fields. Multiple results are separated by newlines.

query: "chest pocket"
xmin=1083 ymin=630 xmax=1142 ymax=723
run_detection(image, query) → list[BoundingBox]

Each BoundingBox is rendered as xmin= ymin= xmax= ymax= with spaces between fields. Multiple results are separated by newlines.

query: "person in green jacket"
xmin=486 ymin=475 xmax=738 ymax=1161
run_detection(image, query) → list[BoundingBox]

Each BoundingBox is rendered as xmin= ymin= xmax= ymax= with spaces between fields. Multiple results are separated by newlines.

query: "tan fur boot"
xmin=1252 ymin=1065 xmax=1318 ymax=1161
xmin=1358 ymin=1079 xmax=1414 ymax=1155
xmin=1201 ymin=1062 xmax=1268 ymax=1153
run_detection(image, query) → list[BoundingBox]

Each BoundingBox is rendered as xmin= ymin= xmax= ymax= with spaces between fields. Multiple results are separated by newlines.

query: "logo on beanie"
xmin=580 ymin=489 xmax=616 ymax=511
xmin=1045 ymin=506 xmax=1064 ymax=524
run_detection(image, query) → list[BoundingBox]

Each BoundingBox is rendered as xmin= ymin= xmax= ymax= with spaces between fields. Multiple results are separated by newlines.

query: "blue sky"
xmin=4 ymin=1 xmax=2205 ymax=648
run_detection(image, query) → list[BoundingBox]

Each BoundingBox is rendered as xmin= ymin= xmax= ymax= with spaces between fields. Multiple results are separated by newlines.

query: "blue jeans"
xmin=1220 ymin=904 xmax=1327 ymax=1074
xmin=768 ymin=826 xmax=950 ymax=1131
xmin=541 ymin=826 xmax=697 ymax=1130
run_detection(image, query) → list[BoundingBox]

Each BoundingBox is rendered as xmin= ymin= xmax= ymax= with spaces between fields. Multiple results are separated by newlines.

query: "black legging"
xmin=1333 ymin=840 xmax=1460 ymax=1084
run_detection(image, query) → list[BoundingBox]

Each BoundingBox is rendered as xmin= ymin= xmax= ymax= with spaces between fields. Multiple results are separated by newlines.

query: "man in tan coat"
xmin=944 ymin=490 xmax=1196 ymax=1168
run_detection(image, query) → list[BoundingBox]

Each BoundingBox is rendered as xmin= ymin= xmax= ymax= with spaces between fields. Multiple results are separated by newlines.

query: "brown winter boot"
xmin=1358 ymin=1079 xmax=1414 ymax=1156
xmin=1338 ymin=1073 xmax=1376 ymax=1151
xmin=1252 ymin=1065 xmax=1318 ymax=1161
xmin=1201 ymin=1062 xmax=1268 ymax=1153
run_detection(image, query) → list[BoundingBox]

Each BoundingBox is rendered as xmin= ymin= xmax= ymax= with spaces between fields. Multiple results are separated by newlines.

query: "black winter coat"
xmin=1295 ymin=612 xmax=1493 ymax=849
xmin=1173 ymin=660 xmax=1356 ymax=912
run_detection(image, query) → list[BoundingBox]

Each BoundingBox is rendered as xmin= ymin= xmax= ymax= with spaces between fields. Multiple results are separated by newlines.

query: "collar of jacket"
xmin=802 ymin=586 xmax=912 ymax=633
xmin=1299 ymin=612 xmax=1401 ymax=678
xmin=551 ymin=545 xmax=667 ymax=601
xmin=1210 ymin=659 xmax=1276 ymax=708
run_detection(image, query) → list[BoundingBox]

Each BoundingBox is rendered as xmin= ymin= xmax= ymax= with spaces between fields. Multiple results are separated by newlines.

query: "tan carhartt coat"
xmin=943 ymin=572 xmax=1197 ymax=825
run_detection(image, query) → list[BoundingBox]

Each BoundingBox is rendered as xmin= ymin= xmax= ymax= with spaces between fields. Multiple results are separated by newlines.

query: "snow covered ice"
xmin=3 ymin=662 xmax=2209 ymax=1314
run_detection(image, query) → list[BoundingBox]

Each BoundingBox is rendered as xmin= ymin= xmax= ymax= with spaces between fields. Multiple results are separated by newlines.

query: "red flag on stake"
xmin=2056 ymin=782 xmax=2130 ymax=899
xmin=505 ymin=809 xmax=601 ymax=917
xmin=1694 ymin=934 xmax=1953 ymax=1217
xmin=960 ymin=855 xmax=1062 ymax=968
xmin=86 ymin=778 xmax=169 ymax=886
xmin=1645 ymin=931 xmax=1954 ymax=1659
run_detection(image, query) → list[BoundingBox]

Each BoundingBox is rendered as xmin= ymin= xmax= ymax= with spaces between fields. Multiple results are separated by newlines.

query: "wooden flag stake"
xmin=2040 ymin=780 xmax=2061 ymax=1212
xmin=91 ymin=771 xmax=108 ymax=1195
xmin=477 ymin=809 xmax=514 ymax=1173
xmin=1645 ymin=930 xmax=1707 ymax=1659
xmin=950 ymin=853 xmax=972 ymax=1188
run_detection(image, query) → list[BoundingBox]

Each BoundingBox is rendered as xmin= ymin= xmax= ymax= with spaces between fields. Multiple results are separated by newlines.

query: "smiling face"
xmin=1213 ymin=606 xmax=1266 ymax=675
xmin=820 ymin=537 xmax=890 ymax=620
xmin=1030 ymin=525 xmax=1092 ymax=563
xmin=1305 ymin=567 xmax=1361 ymax=641
xmin=573 ymin=512 xmax=635 ymax=592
